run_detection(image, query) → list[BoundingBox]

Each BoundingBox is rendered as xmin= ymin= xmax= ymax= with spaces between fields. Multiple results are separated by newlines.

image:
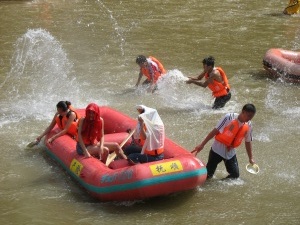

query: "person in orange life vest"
xmin=186 ymin=56 xmax=231 ymax=109
xmin=36 ymin=101 xmax=79 ymax=144
xmin=191 ymin=103 xmax=256 ymax=179
xmin=135 ymin=55 xmax=167 ymax=93
xmin=127 ymin=105 xmax=165 ymax=164
xmin=76 ymin=103 xmax=126 ymax=161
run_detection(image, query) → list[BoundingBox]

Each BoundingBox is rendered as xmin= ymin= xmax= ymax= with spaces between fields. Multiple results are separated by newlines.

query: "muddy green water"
xmin=0 ymin=1 xmax=299 ymax=224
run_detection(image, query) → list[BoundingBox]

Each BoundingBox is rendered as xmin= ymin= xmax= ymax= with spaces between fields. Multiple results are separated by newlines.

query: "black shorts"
xmin=213 ymin=91 xmax=231 ymax=109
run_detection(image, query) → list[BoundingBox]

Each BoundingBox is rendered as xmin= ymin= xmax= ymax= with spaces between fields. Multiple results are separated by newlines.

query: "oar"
xmin=246 ymin=163 xmax=260 ymax=174
xmin=105 ymin=128 xmax=136 ymax=166
xmin=26 ymin=140 xmax=39 ymax=148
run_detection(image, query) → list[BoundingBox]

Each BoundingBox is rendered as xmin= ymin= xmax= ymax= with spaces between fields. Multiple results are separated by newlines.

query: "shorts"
xmin=76 ymin=142 xmax=85 ymax=155
xmin=213 ymin=91 xmax=231 ymax=109
xmin=123 ymin=144 xmax=142 ymax=156
xmin=127 ymin=152 xmax=164 ymax=164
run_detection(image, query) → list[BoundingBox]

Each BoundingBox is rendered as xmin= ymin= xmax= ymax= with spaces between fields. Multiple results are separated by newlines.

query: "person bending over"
xmin=192 ymin=103 xmax=257 ymax=179
xmin=135 ymin=55 xmax=166 ymax=93
xmin=186 ymin=56 xmax=231 ymax=109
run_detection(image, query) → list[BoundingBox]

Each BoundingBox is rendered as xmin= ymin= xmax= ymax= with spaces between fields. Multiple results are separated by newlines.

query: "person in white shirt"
xmin=192 ymin=103 xmax=256 ymax=179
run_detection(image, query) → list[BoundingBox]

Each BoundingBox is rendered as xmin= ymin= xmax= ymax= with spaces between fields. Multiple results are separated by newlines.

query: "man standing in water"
xmin=186 ymin=56 xmax=231 ymax=109
xmin=135 ymin=55 xmax=166 ymax=93
xmin=191 ymin=103 xmax=256 ymax=179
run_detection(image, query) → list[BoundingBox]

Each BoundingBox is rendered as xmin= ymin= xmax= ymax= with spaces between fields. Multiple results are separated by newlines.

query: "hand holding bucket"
xmin=246 ymin=163 xmax=260 ymax=174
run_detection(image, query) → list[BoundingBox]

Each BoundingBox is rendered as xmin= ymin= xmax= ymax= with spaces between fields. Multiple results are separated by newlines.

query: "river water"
xmin=0 ymin=0 xmax=299 ymax=224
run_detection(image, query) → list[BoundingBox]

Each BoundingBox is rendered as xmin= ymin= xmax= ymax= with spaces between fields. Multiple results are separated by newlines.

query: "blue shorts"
xmin=76 ymin=142 xmax=85 ymax=155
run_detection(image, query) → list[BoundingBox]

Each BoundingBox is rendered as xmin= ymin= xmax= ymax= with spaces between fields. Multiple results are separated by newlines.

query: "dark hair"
xmin=56 ymin=101 xmax=71 ymax=112
xmin=202 ymin=56 xmax=215 ymax=67
xmin=136 ymin=55 xmax=147 ymax=64
xmin=242 ymin=103 xmax=256 ymax=114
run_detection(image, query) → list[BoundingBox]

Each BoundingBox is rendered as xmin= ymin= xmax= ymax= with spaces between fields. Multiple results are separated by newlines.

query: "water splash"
xmin=97 ymin=1 xmax=126 ymax=56
xmin=255 ymin=132 xmax=271 ymax=143
xmin=156 ymin=69 xmax=213 ymax=111
xmin=0 ymin=29 xmax=82 ymax=123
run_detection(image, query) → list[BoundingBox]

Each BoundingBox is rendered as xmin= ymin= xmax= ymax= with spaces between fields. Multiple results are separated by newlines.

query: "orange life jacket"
xmin=68 ymin=105 xmax=81 ymax=121
xmin=205 ymin=67 xmax=230 ymax=97
xmin=144 ymin=147 xmax=164 ymax=156
xmin=55 ymin=109 xmax=78 ymax=138
xmin=141 ymin=56 xmax=166 ymax=83
xmin=215 ymin=119 xmax=249 ymax=149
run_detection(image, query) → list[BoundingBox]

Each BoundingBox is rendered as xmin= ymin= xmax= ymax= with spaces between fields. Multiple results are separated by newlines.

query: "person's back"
xmin=135 ymin=55 xmax=166 ymax=92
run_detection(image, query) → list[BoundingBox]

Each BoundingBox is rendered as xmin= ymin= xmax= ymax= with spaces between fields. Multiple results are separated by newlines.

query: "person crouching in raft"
xmin=36 ymin=101 xmax=79 ymax=144
xmin=186 ymin=56 xmax=231 ymax=109
xmin=127 ymin=105 xmax=165 ymax=164
xmin=135 ymin=55 xmax=167 ymax=93
xmin=76 ymin=103 xmax=126 ymax=162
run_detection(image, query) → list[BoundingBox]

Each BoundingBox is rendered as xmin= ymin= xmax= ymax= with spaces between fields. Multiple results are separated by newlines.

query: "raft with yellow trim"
xmin=263 ymin=48 xmax=300 ymax=83
xmin=43 ymin=106 xmax=207 ymax=201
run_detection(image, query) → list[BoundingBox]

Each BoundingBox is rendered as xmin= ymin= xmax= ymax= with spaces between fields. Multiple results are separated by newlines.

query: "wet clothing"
xmin=206 ymin=112 xmax=253 ymax=178
xmin=206 ymin=148 xmax=239 ymax=179
xmin=205 ymin=67 xmax=231 ymax=109
xmin=212 ymin=91 xmax=231 ymax=109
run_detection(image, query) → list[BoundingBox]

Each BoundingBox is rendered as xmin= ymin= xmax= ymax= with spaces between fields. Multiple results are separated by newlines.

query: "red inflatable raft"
xmin=43 ymin=106 xmax=207 ymax=201
xmin=263 ymin=48 xmax=300 ymax=83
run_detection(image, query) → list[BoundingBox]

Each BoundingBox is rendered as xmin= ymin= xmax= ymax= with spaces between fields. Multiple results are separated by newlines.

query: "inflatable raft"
xmin=43 ymin=106 xmax=207 ymax=201
xmin=263 ymin=48 xmax=300 ymax=83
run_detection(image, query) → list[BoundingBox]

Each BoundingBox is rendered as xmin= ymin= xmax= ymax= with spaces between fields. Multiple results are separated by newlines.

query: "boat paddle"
xmin=26 ymin=140 xmax=40 ymax=148
xmin=246 ymin=163 xmax=260 ymax=174
xmin=105 ymin=128 xmax=136 ymax=166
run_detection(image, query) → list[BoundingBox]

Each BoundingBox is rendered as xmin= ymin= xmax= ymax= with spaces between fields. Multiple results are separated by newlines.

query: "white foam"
xmin=0 ymin=29 xmax=106 ymax=125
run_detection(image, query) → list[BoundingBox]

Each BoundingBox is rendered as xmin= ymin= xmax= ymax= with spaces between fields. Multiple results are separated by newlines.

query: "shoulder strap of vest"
xmin=68 ymin=105 xmax=79 ymax=121
xmin=58 ymin=115 xmax=63 ymax=128
xmin=216 ymin=67 xmax=230 ymax=90
xmin=149 ymin=56 xmax=165 ymax=73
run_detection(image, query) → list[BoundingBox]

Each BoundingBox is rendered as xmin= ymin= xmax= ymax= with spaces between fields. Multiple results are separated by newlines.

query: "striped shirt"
xmin=211 ymin=113 xmax=253 ymax=160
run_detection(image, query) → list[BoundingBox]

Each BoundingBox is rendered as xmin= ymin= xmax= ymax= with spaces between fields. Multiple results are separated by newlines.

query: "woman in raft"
xmin=76 ymin=103 xmax=126 ymax=162
xmin=37 ymin=101 xmax=79 ymax=144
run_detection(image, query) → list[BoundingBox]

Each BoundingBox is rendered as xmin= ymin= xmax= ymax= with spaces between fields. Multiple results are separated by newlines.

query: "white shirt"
xmin=211 ymin=113 xmax=253 ymax=160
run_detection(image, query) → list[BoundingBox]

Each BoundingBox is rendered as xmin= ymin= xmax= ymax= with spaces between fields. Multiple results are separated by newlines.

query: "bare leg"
xmin=86 ymin=145 xmax=101 ymax=157
xmin=100 ymin=147 xmax=109 ymax=163
xmin=105 ymin=142 xmax=127 ymax=159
